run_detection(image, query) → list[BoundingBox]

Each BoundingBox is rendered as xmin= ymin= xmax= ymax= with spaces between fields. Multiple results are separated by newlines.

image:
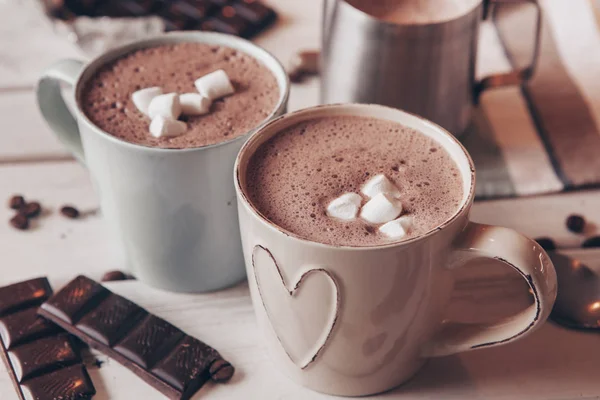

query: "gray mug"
xmin=321 ymin=0 xmax=541 ymax=135
xmin=36 ymin=32 xmax=289 ymax=292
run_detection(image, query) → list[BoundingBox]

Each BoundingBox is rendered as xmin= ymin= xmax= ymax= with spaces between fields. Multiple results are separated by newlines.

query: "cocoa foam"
xmin=82 ymin=42 xmax=279 ymax=148
xmin=246 ymin=115 xmax=464 ymax=246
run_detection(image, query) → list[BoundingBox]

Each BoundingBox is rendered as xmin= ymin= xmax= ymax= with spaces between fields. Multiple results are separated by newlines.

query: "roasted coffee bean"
xmin=101 ymin=270 xmax=134 ymax=282
xmin=10 ymin=214 xmax=29 ymax=230
xmin=290 ymin=50 xmax=319 ymax=75
xmin=535 ymin=237 xmax=556 ymax=251
xmin=60 ymin=206 xmax=80 ymax=219
xmin=582 ymin=236 xmax=600 ymax=248
xmin=8 ymin=195 xmax=25 ymax=210
xmin=209 ymin=359 xmax=234 ymax=383
xmin=20 ymin=202 xmax=42 ymax=218
xmin=566 ymin=214 xmax=586 ymax=233
xmin=288 ymin=50 xmax=319 ymax=83
xmin=288 ymin=68 xmax=304 ymax=83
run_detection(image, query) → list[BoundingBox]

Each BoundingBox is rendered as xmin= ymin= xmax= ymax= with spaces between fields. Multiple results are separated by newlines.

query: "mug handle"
xmin=474 ymin=0 xmax=542 ymax=101
xmin=36 ymin=59 xmax=86 ymax=163
xmin=423 ymin=222 xmax=557 ymax=357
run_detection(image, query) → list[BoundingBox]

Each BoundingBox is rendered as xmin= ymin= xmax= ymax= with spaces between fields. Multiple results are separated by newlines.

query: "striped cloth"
xmin=469 ymin=0 xmax=600 ymax=199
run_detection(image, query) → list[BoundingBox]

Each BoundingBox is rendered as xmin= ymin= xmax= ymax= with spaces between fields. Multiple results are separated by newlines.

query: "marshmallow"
xmin=131 ymin=86 xmax=162 ymax=116
xmin=326 ymin=193 xmax=362 ymax=220
xmin=360 ymin=193 xmax=403 ymax=224
xmin=149 ymin=116 xmax=187 ymax=138
xmin=148 ymin=93 xmax=182 ymax=120
xmin=194 ymin=69 xmax=235 ymax=100
xmin=361 ymin=174 xmax=401 ymax=198
xmin=379 ymin=216 xmax=413 ymax=239
xmin=180 ymin=93 xmax=212 ymax=116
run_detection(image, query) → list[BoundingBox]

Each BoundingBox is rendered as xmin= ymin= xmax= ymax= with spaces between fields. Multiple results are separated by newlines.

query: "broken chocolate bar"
xmin=43 ymin=0 xmax=278 ymax=39
xmin=0 ymin=277 xmax=95 ymax=400
xmin=39 ymin=275 xmax=233 ymax=400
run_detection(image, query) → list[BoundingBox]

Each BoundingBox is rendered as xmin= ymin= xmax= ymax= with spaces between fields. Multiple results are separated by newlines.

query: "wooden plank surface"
xmin=0 ymin=161 xmax=114 ymax=289
xmin=0 ymin=0 xmax=84 ymax=90
xmin=0 ymin=91 xmax=72 ymax=162
xmin=471 ymin=190 xmax=600 ymax=249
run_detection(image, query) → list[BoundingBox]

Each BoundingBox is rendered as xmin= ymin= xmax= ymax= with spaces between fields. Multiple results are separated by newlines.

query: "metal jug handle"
xmin=475 ymin=0 xmax=542 ymax=102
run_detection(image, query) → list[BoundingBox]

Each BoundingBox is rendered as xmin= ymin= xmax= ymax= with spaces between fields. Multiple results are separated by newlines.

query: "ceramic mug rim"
xmin=72 ymin=31 xmax=290 ymax=154
xmin=234 ymin=103 xmax=477 ymax=251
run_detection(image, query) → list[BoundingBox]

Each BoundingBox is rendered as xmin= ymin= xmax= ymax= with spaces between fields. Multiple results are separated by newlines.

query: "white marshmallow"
xmin=148 ymin=93 xmax=182 ymax=120
xmin=326 ymin=193 xmax=362 ymax=220
xmin=131 ymin=86 xmax=162 ymax=116
xmin=180 ymin=93 xmax=212 ymax=116
xmin=379 ymin=216 xmax=413 ymax=239
xmin=194 ymin=69 xmax=235 ymax=100
xmin=361 ymin=174 xmax=401 ymax=198
xmin=149 ymin=116 xmax=187 ymax=138
xmin=359 ymin=193 xmax=403 ymax=224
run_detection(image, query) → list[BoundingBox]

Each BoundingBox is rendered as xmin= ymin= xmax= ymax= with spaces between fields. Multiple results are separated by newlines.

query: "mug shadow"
xmin=394 ymin=323 xmax=600 ymax=398
xmin=382 ymin=260 xmax=600 ymax=397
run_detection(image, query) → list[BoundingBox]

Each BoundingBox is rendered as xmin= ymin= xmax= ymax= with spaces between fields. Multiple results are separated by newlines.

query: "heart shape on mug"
xmin=252 ymin=245 xmax=340 ymax=369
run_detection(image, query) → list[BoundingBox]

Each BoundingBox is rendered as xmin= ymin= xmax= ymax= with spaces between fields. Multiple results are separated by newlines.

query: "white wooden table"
xmin=1 ymin=1 xmax=600 ymax=399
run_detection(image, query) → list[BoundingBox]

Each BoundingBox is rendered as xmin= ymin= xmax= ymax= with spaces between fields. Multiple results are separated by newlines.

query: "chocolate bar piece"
xmin=0 ymin=278 xmax=95 ymax=400
xmin=160 ymin=0 xmax=216 ymax=27
xmin=232 ymin=0 xmax=276 ymax=27
xmin=202 ymin=6 xmax=253 ymax=37
xmin=98 ymin=0 xmax=158 ymax=17
xmin=39 ymin=276 xmax=234 ymax=400
xmin=43 ymin=0 xmax=278 ymax=39
xmin=207 ymin=0 xmax=231 ymax=6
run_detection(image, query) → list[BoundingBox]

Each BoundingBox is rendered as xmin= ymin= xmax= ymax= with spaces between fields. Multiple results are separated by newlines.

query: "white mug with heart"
xmin=234 ymin=104 xmax=557 ymax=396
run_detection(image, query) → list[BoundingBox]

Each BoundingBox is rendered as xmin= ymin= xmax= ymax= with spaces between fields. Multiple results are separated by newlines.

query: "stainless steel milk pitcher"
xmin=321 ymin=0 xmax=542 ymax=136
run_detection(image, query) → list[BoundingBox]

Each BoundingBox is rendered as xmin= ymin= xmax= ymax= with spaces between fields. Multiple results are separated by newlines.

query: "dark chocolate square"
xmin=0 ymin=278 xmax=52 ymax=317
xmin=202 ymin=10 xmax=252 ymax=37
xmin=8 ymin=333 xmax=80 ymax=382
xmin=37 ymin=276 xmax=229 ymax=399
xmin=0 ymin=308 xmax=61 ymax=350
xmin=151 ymin=336 xmax=219 ymax=393
xmin=114 ymin=315 xmax=184 ymax=369
xmin=40 ymin=275 xmax=109 ymax=324
xmin=167 ymin=0 xmax=215 ymax=20
xmin=208 ymin=0 xmax=231 ymax=5
xmin=64 ymin=0 xmax=107 ymax=16
xmin=232 ymin=0 xmax=275 ymax=25
xmin=95 ymin=0 xmax=162 ymax=17
xmin=20 ymin=363 xmax=96 ymax=400
xmin=76 ymin=293 xmax=147 ymax=346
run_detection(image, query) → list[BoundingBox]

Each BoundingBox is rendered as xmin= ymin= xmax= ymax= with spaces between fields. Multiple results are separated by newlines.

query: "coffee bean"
xmin=566 ymin=214 xmax=585 ymax=233
xmin=20 ymin=202 xmax=41 ymax=218
xmin=8 ymin=195 xmax=25 ymax=210
xmin=535 ymin=237 xmax=556 ymax=251
xmin=288 ymin=50 xmax=319 ymax=83
xmin=582 ymin=236 xmax=600 ymax=248
xmin=209 ymin=359 xmax=234 ymax=383
xmin=10 ymin=214 xmax=29 ymax=230
xmin=60 ymin=205 xmax=80 ymax=219
xmin=101 ymin=270 xmax=134 ymax=282
xmin=288 ymin=68 xmax=304 ymax=83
